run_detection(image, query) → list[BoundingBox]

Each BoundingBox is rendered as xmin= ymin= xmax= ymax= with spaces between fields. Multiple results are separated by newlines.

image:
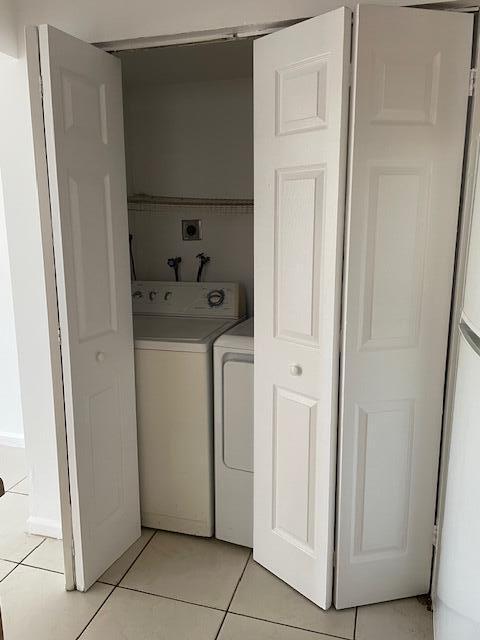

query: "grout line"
xmin=75 ymin=584 xmax=117 ymax=640
xmin=226 ymin=549 xmax=251 ymax=612
xmin=214 ymin=611 xmax=228 ymax=640
xmin=105 ymin=528 xmax=157 ymax=587
xmin=226 ymin=612 xmax=353 ymax=640
xmin=0 ymin=561 xmax=19 ymax=583
xmin=117 ymin=584 xmax=227 ymax=612
xmin=226 ymin=554 xmax=351 ymax=639
xmin=213 ymin=548 xmax=251 ymax=639
xmin=17 ymin=536 xmax=46 ymax=564
xmin=21 ymin=563 xmax=63 ymax=576
xmin=76 ymin=529 xmax=159 ymax=637
xmin=353 ymin=607 xmax=358 ymax=639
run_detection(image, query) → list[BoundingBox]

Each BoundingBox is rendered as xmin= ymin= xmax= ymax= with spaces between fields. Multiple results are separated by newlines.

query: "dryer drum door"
xmin=215 ymin=352 xmax=254 ymax=548
xmin=223 ymin=359 xmax=254 ymax=473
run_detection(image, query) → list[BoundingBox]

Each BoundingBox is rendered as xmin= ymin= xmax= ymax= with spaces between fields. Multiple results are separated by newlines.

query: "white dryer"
xmin=214 ymin=317 xmax=254 ymax=547
xmin=132 ymin=281 xmax=244 ymax=537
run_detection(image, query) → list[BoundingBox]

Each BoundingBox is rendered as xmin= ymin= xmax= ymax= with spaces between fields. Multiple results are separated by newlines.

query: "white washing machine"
xmin=214 ymin=317 xmax=254 ymax=547
xmin=132 ymin=281 xmax=245 ymax=537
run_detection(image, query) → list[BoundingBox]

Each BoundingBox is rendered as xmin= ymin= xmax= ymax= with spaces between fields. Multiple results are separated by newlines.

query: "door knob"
xmin=96 ymin=351 xmax=105 ymax=363
xmin=289 ymin=364 xmax=302 ymax=376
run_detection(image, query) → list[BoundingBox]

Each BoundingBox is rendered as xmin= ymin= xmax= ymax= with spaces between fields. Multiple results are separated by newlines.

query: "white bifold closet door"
xmin=39 ymin=25 xmax=140 ymax=591
xmin=335 ymin=6 xmax=472 ymax=609
xmin=253 ymin=7 xmax=351 ymax=610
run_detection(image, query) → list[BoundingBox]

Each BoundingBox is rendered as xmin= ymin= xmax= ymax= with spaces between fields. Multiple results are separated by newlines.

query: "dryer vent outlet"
xmin=182 ymin=219 xmax=202 ymax=241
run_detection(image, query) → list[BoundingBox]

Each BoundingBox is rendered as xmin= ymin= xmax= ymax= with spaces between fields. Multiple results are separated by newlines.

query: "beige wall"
xmin=0 ymin=0 xmax=23 ymax=449
xmin=15 ymin=0 xmax=430 ymax=45
xmin=0 ymin=0 xmax=17 ymax=58
xmin=124 ymin=76 xmax=253 ymax=199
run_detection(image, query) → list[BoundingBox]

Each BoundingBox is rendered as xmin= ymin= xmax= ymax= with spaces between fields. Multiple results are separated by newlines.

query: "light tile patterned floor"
xmin=0 ymin=445 xmax=434 ymax=640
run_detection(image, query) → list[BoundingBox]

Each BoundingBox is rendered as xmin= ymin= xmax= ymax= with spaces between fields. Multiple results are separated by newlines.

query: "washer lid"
xmin=133 ymin=315 xmax=236 ymax=352
xmin=214 ymin=317 xmax=254 ymax=351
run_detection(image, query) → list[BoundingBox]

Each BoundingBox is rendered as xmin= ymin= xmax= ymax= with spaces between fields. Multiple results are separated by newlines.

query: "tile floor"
xmin=0 ymin=445 xmax=434 ymax=639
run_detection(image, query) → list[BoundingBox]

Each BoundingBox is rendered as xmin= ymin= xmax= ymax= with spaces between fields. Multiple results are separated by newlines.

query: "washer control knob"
xmin=132 ymin=290 xmax=143 ymax=299
xmin=289 ymin=364 xmax=302 ymax=377
xmin=96 ymin=352 xmax=105 ymax=363
xmin=207 ymin=289 xmax=225 ymax=307
xmin=149 ymin=291 xmax=157 ymax=301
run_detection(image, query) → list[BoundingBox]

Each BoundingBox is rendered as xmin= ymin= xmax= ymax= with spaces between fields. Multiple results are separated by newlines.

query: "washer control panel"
xmin=131 ymin=281 xmax=244 ymax=319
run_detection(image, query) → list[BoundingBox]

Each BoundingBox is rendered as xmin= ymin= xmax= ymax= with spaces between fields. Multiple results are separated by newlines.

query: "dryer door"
xmin=224 ymin=360 xmax=254 ymax=473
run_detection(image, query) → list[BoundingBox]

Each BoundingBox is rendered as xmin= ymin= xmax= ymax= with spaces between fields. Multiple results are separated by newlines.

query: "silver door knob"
xmin=96 ymin=351 xmax=105 ymax=363
xmin=289 ymin=364 xmax=302 ymax=376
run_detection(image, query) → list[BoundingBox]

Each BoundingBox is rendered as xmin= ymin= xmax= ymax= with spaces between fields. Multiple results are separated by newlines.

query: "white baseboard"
xmin=0 ymin=432 xmax=25 ymax=448
xmin=27 ymin=516 xmax=62 ymax=539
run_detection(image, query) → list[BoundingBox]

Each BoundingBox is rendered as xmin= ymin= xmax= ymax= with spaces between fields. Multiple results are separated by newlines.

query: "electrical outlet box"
xmin=182 ymin=219 xmax=202 ymax=241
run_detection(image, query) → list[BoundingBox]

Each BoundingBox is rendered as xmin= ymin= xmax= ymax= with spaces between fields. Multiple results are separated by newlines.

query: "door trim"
xmin=94 ymin=1 xmax=469 ymax=53
xmin=96 ymin=20 xmax=301 ymax=52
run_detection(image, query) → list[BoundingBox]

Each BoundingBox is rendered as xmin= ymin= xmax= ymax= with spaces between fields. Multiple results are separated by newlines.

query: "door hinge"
xmin=332 ymin=549 xmax=336 ymax=567
xmin=57 ymin=326 xmax=62 ymax=346
xmin=432 ymin=523 xmax=439 ymax=547
xmin=39 ymin=74 xmax=44 ymax=98
xmin=469 ymin=68 xmax=476 ymax=96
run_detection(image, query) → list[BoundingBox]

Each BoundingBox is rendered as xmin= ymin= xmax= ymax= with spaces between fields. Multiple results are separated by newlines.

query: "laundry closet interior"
xmin=35 ymin=3 xmax=474 ymax=614
xmin=118 ymin=39 xmax=255 ymax=545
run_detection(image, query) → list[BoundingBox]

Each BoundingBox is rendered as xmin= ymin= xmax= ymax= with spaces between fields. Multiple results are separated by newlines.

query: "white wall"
xmin=14 ymin=0 xmax=431 ymax=46
xmin=123 ymin=41 xmax=253 ymax=308
xmin=121 ymin=39 xmax=253 ymax=199
xmin=0 ymin=0 xmax=17 ymax=58
xmin=125 ymin=77 xmax=253 ymax=199
xmin=0 ymin=167 xmax=24 ymax=447
xmin=2 ymin=0 xmax=434 ymax=543
xmin=0 ymin=0 xmax=23 ymax=449
xmin=0 ymin=50 xmax=61 ymax=535
xmin=130 ymin=205 xmax=254 ymax=313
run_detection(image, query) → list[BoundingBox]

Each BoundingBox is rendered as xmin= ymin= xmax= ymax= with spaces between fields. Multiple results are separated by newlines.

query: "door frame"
xmin=92 ymin=1 xmax=471 ymax=53
xmin=25 ymin=25 xmax=75 ymax=589
xmin=430 ymin=9 xmax=480 ymax=606
xmin=26 ymin=0 xmax=477 ymax=594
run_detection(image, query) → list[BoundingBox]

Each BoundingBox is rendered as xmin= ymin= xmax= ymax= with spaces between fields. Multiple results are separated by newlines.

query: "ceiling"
xmin=115 ymin=38 xmax=253 ymax=87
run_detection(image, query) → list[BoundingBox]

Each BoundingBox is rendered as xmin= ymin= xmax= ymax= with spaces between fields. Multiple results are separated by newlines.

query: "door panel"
xmin=275 ymin=166 xmax=325 ymax=345
xmin=273 ymin=388 xmax=318 ymax=553
xmin=39 ymin=25 xmax=140 ymax=591
xmin=336 ymin=6 xmax=473 ymax=608
xmin=353 ymin=400 xmax=414 ymax=557
xmin=254 ymin=7 xmax=351 ymax=609
xmin=360 ymin=165 xmax=429 ymax=350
